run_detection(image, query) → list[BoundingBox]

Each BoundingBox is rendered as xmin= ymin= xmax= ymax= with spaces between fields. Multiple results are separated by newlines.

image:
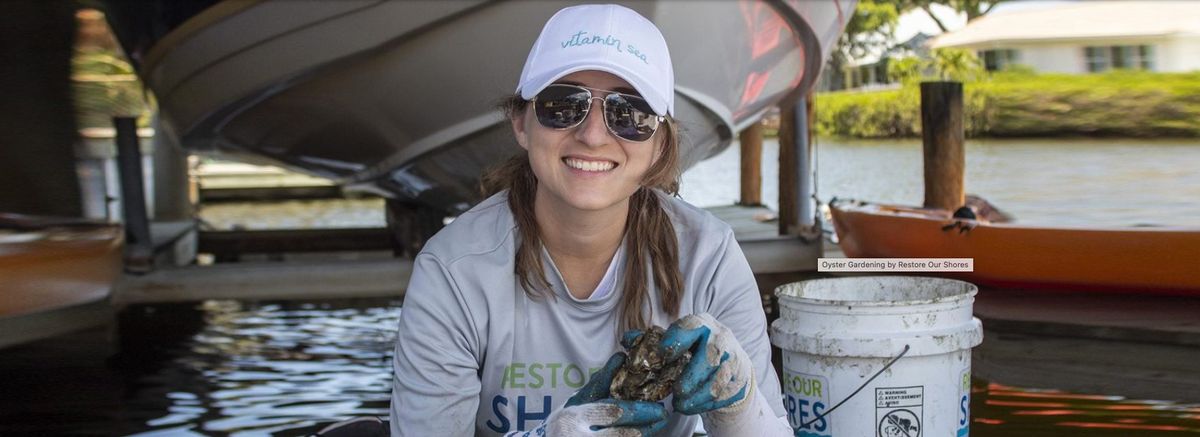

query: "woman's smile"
xmin=562 ymin=156 xmax=618 ymax=173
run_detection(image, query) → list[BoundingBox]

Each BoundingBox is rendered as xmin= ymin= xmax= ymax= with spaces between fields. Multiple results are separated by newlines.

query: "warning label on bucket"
xmin=877 ymin=386 xmax=923 ymax=437
xmin=783 ymin=371 xmax=832 ymax=437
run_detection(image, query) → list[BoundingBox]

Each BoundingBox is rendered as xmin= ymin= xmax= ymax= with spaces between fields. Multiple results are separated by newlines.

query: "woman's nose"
xmin=574 ymin=98 xmax=613 ymax=148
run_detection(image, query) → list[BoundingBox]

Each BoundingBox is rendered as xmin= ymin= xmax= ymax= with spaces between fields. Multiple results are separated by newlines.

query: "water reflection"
xmin=125 ymin=299 xmax=400 ymax=436
xmin=972 ymin=382 xmax=1200 ymax=436
xmin=5 ymin=299 xmax=1198 ymax=435
xmin=124 ymin=300 xmax=1200 ymax=436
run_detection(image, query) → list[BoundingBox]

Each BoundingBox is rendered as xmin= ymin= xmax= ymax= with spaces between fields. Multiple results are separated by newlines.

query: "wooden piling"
xmin=920 ymin=81 xmax=965 ymax=210
xmin=739 ymin=123 xmax=763 ymax=206
xmin=778 ymin=104 xmax=797 ymax=236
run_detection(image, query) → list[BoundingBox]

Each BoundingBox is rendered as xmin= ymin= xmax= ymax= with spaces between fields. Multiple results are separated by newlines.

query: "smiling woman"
xmin=387 ymin=4 xmax=793 ymax=437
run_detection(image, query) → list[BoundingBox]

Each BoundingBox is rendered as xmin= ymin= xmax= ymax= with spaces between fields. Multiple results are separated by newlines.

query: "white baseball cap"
xmin=515 ymin=4 xmax=675 ymax=116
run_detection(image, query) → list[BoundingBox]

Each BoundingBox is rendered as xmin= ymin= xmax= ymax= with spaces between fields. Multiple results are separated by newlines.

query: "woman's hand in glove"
xmin=658 ymin=313 xmax=754 ymax=419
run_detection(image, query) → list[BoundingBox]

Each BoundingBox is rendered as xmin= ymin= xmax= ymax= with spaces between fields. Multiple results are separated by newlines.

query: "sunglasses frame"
xmin=531 ymin=84 xmax=666 ymax=143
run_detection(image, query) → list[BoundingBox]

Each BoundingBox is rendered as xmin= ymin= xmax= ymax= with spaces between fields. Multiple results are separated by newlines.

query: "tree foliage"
xmin=827 ymin=0 xmax=900 ymax=90
xmin=929 ymin=48 xmax=984 ymax=81
xmin=886 ymin=57 xmax=924 ymax=85
xmin=72 ymin=49 xmax=151 ymax=128
xmin=835 ymin=0 xmax=1004 ymax=63
xmin=816 ymin=70 xmax=1200 ymax=138
xmin=885 ymin=49 xmax=984 ymax=83
xmin=837 ymin=0 xmax=900 ymax=62
xmin=894 ymin=0 xmax=1004 ymax=33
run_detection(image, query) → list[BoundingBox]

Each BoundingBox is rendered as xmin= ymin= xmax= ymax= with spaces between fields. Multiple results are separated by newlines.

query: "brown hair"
xmin=480 ymin=95 xmax=683 ymax=333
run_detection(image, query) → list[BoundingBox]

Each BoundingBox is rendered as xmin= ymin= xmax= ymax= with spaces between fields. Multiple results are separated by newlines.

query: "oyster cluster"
xmin=610 ymin=326 xmax=692 ymax=402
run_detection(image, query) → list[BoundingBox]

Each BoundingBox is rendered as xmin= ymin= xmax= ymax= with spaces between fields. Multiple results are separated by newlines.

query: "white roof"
xmin=933 ymin=1 xmax=1200 ymax=48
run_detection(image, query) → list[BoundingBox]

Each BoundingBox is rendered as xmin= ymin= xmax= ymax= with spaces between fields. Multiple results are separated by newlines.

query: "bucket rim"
xmin=774 ymin=276 xmax=978 ymax=306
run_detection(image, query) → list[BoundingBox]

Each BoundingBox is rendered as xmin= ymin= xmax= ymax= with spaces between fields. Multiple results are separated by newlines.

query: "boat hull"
xmin=0 ymin=217 xmax=123 ymax=318
xmin=114 ymin=0 xmax=853 ymax=213
xmin=830 ymin=201 xmax=1200 ymax=294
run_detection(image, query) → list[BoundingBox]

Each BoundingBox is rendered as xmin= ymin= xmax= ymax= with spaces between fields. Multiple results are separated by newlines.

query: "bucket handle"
xmin=800 ymin=344 xmax=911 ymax=429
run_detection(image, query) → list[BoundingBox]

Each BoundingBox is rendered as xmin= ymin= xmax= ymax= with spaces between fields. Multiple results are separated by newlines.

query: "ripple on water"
xmin=129 ymin=298 xmax=401 ymax=435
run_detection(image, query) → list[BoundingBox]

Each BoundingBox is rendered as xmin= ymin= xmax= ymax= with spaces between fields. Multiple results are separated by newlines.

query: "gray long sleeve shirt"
xmin=390 ymin=190 xmax=785 ymax=436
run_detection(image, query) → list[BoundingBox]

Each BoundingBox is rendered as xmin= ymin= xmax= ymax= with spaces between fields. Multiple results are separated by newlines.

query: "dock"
xmin=707 ymin=204 xmax=820 ymax=274
xmin=113 ymin=202 xmax=819 ymax=305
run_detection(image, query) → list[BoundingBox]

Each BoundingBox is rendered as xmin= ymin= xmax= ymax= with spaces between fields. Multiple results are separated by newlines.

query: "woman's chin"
xmin=559 ymin=191 xmax=631 ymax=213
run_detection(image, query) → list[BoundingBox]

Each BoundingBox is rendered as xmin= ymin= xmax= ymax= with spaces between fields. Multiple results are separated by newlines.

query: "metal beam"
xmin=114 ymin=116 xmax=154 ymax=272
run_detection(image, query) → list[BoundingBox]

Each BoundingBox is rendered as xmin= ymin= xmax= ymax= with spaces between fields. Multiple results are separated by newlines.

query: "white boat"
xmin=102 ymin=0 xmax=854 ymax=214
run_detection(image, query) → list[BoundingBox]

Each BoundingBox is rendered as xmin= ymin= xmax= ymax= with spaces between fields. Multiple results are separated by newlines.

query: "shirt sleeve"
xmin=390 ymin=253 xmax=483 ymax=436
xmin=704 ymin=229 xmax=787 ymax=419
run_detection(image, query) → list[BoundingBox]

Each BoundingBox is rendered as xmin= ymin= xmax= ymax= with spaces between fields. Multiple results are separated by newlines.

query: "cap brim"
xmin=517 ymin=61 xmax=671 ymax=117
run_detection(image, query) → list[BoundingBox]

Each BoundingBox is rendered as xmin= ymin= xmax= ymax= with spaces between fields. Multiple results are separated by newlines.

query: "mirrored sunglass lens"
xmin=535 ymin=86 xmax=590 ymax=129
xmin=605 ymin=94 xmax=659 ymax=141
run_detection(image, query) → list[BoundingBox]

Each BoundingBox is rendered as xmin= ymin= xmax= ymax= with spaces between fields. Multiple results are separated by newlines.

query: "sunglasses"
xmin=532 ymin=84 xmax=666 ymax=142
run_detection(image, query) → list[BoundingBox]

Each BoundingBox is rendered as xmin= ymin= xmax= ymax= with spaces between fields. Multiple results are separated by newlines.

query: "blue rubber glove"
xmin=506 ymin=352 xmax=669 ymax=437
xmin=659 ymin=313 xmax=754 ymax=418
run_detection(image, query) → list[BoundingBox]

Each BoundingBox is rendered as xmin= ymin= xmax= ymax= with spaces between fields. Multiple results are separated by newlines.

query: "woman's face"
xmin=511 ymin=70 xmax=663 ymax=215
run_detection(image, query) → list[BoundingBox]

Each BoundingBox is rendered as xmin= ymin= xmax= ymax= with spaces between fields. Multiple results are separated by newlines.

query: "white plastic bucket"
xmin=771 ymin=276 xmax=983 ymax=437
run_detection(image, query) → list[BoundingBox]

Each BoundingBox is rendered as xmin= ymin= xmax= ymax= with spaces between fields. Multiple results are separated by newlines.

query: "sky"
xmin=894 ymin=1 xmax=1077 ymax=41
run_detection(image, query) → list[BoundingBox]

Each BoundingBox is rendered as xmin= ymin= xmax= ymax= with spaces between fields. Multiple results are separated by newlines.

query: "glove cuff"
xmin=701 ymin=374 xmax=792 ymax=437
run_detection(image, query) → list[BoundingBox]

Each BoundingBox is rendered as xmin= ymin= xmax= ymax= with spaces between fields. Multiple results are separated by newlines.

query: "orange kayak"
xmin=0 ymin=214 xmax=123 ymax=317
xmin=829 ymin=200 xmax=1200 ymax=294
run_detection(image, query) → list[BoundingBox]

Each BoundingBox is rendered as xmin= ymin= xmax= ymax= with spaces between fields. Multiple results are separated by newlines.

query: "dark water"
xmin=971 ymin=382 xmax=1200 ymax=436
xmin=2 ymin=298 xmax=1197 ymax=436
xmin=0 ymin=300 xmax=399 ymax=436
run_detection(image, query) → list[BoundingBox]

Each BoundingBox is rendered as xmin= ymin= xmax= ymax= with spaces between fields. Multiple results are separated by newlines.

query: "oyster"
xmin=610 ymin=326 xmax=692 ymax=402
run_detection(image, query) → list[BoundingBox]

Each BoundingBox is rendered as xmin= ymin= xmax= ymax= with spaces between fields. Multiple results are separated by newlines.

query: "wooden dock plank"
xmin=705 ymin=204 xmax=822 ymax=274
xmin=114 ymin=258 xmax=410 ymax=305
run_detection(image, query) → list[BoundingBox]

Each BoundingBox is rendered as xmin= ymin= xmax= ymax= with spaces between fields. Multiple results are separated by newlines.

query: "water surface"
xmin=3 ymin=299 xmax=1197 ymax=436
xmin=681 ymin=137 xmax=1200 ymax=228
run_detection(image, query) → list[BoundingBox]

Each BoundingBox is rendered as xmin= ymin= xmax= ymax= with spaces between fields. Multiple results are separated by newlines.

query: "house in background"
xmin=932 ymin=1 xmax=1200 ymax=73
xmin=819 ymin=32 xmax=933 ymax=91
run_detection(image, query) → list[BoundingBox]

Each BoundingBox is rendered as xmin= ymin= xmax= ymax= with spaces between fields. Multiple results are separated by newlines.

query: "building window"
xmin=1138 ymin=45 xmax=1155 ymax=70
xmin=979 ymin=49 xmax=1019 ymax=71
xmin=1085 ymin=45 xmax=1155 ymax=72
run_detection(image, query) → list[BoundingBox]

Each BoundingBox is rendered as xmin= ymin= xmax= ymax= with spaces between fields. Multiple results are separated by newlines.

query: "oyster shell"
xmin=610 ymin=326 xmax=692 ymax=402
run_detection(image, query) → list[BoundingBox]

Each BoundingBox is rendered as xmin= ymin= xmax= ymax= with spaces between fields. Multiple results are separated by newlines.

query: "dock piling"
xmin=738 ymin=123 xmax=763 ymax=206
xmin=920 ymin=81 xmax=965 ymax=210
xmin=778 ymin=94 xmax=818 ymax=238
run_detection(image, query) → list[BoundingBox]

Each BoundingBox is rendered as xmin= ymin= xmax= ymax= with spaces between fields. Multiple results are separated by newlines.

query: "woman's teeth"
xmin=564 ymin=158 xmax=615 ymax=172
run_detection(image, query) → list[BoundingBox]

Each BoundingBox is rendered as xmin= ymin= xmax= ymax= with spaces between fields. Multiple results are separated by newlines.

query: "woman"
xmin=390 ymin=4 xmax=792 ymax=436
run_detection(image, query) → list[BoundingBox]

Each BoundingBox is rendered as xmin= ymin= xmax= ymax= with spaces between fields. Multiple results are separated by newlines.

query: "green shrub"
xmin=72 ymin=49 xmax=152 ymax=129
xmin=815 ymin=70 xmax=1200 ymax=138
